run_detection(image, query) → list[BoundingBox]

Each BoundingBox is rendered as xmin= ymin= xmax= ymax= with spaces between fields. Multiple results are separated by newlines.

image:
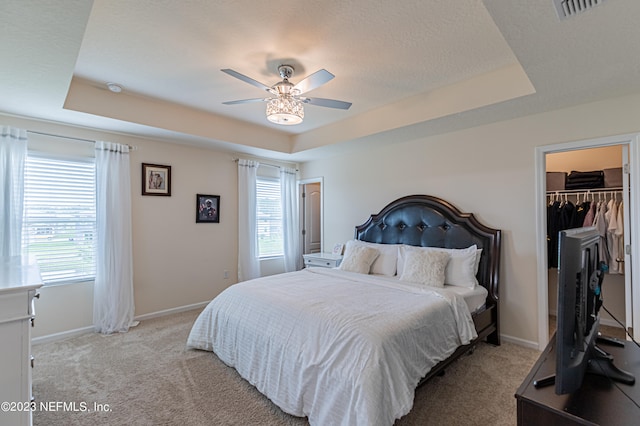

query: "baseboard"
xmin=500 ymin=333 xmax=540 ymax=350
xmin=33 ymin=325 xmax=95 ymax=345
xmin=133 ymin=301 xmax=209 ymax=321
xmin=33 ymin=301 xmax=210 ymax=345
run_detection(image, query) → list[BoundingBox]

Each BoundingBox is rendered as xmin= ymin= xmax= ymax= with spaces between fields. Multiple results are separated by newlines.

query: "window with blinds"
xmin=256 ymin=177 xmax=283 ymax=257
xmin=22 ymin=153 xmax=97 ymax=284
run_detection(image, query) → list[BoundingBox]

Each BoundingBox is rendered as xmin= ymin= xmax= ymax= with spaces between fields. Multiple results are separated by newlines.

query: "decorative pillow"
xmin=348 ymin=240 xmax=400 ymax=276
xmin=338 ymin=241 xmax=380 ymax=274
xmin=399 ymin=250 xmax=450 ymax=288
xmin=398 ymin=245 xmax=480 ymax=288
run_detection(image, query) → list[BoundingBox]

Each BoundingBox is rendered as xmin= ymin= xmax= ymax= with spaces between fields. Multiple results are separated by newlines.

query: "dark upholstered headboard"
xmin=354 ymin=195 xmax=501 ymax=307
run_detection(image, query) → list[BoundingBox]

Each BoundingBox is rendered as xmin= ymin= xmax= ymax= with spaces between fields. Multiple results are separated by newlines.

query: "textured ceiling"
xmin=1 ymin=0 xmax=639 ymax=161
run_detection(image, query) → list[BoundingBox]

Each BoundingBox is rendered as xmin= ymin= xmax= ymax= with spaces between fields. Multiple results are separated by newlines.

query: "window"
xmin=22 ymin=152 xmax=96 ymax=284
xmin=256 ymin=177 xmax=283 ymax=257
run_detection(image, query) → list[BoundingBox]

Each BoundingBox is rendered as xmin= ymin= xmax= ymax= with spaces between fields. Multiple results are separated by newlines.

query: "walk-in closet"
xmin=546 ymin=145 xmax=629 ymax=335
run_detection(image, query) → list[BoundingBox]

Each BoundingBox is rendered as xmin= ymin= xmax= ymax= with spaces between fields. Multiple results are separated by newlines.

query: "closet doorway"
xmin=535 ymin=134 xmax=640 ymax=350
xmin=299 ymin=178 xmax=323 ymax=254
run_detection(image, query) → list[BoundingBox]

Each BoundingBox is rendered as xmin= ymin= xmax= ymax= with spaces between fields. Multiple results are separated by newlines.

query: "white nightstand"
xmin=303 ymin=253 xmax=343 ymax=268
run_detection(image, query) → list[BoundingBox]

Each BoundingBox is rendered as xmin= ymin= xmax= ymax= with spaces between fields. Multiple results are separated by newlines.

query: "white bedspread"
xmin=187 ymin=267 xmax=477 ymax=426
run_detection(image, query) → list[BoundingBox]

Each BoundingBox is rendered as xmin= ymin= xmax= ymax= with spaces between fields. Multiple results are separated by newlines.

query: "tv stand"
xmin=532 ymin=340 xmax=635 ymax=389
xmin=597 ymin=331 xmax=626 ymax=347
xmin=516 ymin=335 xmax=640 ymax=425
xmin=588 ymin=344 xmax=636 ymax=385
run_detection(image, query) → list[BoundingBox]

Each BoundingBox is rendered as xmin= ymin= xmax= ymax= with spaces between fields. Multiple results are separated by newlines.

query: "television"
xmin=554 ymin=226 xmax=635 ymax=394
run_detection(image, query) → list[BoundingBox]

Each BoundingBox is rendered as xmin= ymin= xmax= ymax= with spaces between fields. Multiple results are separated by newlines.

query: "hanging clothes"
xmin=607 ymin=199 xmax=620 ymax=274
xmin=593 ymin=200 xmax=611 ymax=269
xmin=547 ymin=199 xmax=562 ymax=268
xmin=547 ymin=190 xmax=623 ymax=272
xmin=582 ymin=200 xmax=597 ymax=227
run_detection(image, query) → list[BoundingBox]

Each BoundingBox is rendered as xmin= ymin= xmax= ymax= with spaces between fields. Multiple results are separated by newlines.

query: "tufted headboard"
xmin=354 ymin=195 xmax=501 ymax=308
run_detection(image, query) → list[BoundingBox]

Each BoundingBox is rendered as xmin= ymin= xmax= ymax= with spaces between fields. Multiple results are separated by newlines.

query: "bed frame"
xmin=355 ymin=194 xmax=501 ymax=383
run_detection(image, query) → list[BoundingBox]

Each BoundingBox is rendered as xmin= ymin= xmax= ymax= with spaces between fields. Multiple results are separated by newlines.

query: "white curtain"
xmin=94 ymin=141 xmax=135 ymax=334
xmin=238 ymin=159 xmax=261 ymax=281
xmin=0 ymin=126 xmax=27 ymax=257
xmin=280 ymin=167 xmax=302 ymax=271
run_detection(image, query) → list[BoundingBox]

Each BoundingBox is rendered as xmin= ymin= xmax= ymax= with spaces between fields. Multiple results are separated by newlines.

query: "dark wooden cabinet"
xmin=515 ymin=334 xmax=640 ymax=425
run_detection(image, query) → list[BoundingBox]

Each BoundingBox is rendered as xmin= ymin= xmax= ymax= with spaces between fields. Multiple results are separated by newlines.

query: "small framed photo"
xmin=142 ymin=163 xmax=171 ymax=196
xmin=196 ymin=194 xmax=220 ymax=223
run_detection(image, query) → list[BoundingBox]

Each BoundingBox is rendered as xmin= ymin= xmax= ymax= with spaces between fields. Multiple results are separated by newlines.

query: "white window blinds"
xmin=256 ymin=177 xmax=283 ymax=257
xmin=22 ymin=153 xmax=97 ymax=284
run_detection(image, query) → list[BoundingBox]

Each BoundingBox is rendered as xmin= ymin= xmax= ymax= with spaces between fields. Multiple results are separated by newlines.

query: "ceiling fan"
xmin=221 ymin=65 xmax=352 ymax=125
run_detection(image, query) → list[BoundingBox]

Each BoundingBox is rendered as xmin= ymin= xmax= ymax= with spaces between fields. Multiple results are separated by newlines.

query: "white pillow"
xmin=349 ymin=240 xmax=400 ymax=276
xmin=474 ymin=248 xmax=483 ymax=274
xmin=338 ymin=240 xmax=379 ymax=274
xmin=398 ymin=245 xmax=480 ymax=288
xmin=399 ymin=250 xmax=450 ymax=288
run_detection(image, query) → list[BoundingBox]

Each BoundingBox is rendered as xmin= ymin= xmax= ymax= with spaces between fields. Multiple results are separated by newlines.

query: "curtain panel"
xmin=0 ymin=126 xmax=27 ymax=257
xmin=280 ymin=167 xmax=302 ymax=271
xmin=93 ymin=141 xmax=135 ymax=334
xmin=238 ymin=159 xmax=261 ymax=281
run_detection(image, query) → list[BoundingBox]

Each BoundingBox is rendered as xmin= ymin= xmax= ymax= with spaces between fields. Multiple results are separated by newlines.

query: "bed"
xmin=187 ymin=194 xmax=501 ymax=425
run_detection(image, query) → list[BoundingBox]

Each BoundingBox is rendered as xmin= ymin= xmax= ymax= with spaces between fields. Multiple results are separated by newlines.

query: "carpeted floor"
xmin=32 ymin=308 xmax=541 ymax=426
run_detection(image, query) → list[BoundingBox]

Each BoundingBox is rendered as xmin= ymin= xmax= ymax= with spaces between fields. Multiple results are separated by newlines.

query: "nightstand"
xmin=303 ymin=253 xmax=343 ymax=268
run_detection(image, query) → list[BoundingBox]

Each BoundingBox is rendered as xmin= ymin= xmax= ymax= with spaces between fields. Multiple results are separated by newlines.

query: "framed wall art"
xmin=196 ymin=194 xmax=220 ymax=223
xmin=142 ymin=163 xmax=171 ymax=196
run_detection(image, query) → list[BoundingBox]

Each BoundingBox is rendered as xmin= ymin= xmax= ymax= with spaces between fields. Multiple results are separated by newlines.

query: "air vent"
xmin=553 ymin=0 xmax=607 ymax=20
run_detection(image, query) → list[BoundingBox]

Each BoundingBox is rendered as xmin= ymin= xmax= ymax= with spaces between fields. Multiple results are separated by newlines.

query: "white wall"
xmin=300 ymin=92 xmax=640 ymax=347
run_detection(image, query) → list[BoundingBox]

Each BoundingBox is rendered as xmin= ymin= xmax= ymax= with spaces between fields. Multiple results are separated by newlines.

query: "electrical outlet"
xmin=223 ymin=270 xmax=229 ymax=279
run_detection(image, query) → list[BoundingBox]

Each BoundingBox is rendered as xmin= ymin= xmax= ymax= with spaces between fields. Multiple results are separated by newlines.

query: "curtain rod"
xmin=233 ymin=158 xmax=298 ymax=171
xmin=26 ymin=130 xmax=137 ymax=151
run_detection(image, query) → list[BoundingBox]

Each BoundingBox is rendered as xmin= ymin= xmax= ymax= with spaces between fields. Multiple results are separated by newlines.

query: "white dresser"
xmin=0 ymin=256 xmax=43 ymax=426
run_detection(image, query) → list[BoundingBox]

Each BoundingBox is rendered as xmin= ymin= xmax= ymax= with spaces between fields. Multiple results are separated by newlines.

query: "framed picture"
xmin=332 ymin=243 xmax=344 ymax=255
xmin=142 ymin=163 xmax=171 ymax=196
xmin=196 ymin=194 xmax=220 ymax=223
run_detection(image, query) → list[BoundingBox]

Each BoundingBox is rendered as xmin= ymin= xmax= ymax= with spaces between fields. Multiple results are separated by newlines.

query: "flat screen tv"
xmin=554 ymin=226 xmax=635 ymax=394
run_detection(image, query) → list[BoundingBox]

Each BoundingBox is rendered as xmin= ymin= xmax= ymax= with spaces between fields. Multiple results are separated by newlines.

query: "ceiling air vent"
xmin=553 ymin=0 xmax=607 ymax=20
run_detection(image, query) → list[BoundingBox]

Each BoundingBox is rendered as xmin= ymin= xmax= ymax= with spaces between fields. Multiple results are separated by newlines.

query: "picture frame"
xmin=142 ymin=163 xmax=171 ymax=196
xmin=196 ymin=194 xmax=220 ymax=223
xmin=332 ymin=243 xmax=344 ymax=255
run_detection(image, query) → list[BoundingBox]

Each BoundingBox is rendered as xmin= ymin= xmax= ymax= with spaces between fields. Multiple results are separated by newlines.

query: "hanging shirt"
xmin=593 ymin=201 xmax=610 ymax=268
xmin=607 ymin=199 xmax=619 ymax=274
xmin=582 ymin=200 xmax=597 ymax=227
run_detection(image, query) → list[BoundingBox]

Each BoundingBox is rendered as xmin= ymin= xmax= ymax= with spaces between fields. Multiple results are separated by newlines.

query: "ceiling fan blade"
xmin=222 ymin=98 xmax=269 ymax=105
xmin=293 ymin=69 xmax=334 ymax=94
xmin=221 ymin=69 xmax=272 ymax=92
xmin=301 ymin=97 xmax=352 ymax=110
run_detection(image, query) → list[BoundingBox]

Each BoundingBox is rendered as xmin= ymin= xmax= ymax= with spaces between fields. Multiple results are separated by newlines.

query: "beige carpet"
xmin=32 ymin=309 xmax=541 ymax=426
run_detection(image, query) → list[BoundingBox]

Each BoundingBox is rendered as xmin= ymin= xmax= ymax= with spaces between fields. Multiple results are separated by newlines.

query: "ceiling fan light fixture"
xmin=266 ymin=95 xmax=304 ymax=125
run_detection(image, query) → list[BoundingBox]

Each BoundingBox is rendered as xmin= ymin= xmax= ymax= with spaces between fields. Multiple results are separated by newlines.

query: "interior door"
xmin=302 ymin=182 xmax=321 ymax=253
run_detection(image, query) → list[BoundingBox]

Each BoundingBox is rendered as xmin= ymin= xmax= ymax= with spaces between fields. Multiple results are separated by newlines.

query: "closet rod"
xmin=26 ymin=130 xmax=137 ymax=150
xmin=546 ymin=187 xmax=623 ymax=195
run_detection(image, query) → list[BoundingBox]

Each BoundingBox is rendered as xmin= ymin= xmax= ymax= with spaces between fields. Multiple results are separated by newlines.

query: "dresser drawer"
xmin=303 ymin=253 xmax=342 ymax=268
xmin=0 ymin=291 xmax=30 ymax=323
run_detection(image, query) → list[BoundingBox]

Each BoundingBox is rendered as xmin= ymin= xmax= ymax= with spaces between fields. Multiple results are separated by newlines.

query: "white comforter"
xmin=187 ymin=267 xmax=477 ymax=426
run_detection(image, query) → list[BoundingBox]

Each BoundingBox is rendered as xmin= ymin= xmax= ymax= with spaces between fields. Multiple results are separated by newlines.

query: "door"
xmin=300 ymin=181 xmax=322 ymax=254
